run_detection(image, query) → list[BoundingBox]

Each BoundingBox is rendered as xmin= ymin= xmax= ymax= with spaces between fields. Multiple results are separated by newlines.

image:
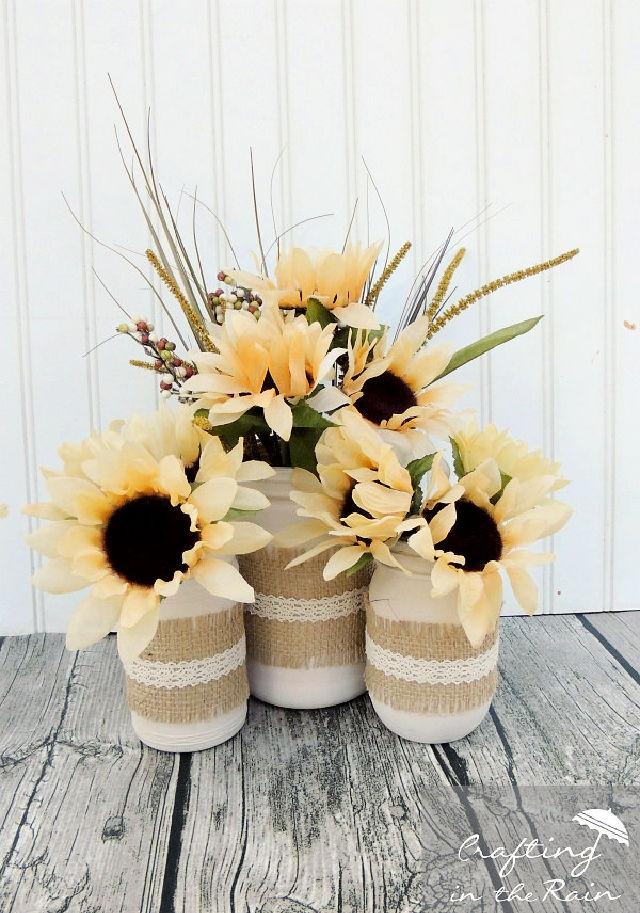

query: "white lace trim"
xmin=246 ymin=587 xmax=367 ymax=623
xmin=125 ymin=636 xmax=245 ymax=689
xmin=365 ymin=632 xmax=499 ymax=685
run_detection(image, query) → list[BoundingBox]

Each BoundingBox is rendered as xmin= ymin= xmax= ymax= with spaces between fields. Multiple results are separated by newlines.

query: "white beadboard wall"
xmin=1 ymin=0 xmax=638 ymax=633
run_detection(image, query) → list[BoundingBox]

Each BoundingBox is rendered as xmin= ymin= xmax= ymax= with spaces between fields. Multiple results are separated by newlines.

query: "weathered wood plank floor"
xmin=0 ymin=613 xmax=638 ymax=913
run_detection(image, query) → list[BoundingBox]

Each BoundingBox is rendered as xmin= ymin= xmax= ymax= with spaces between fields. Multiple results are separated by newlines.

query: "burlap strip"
xmin=126 ymin=605 xmax=248 ymax=724
xmin=366 ymin=609 xmax=499 ymax=715
xmin=239 ymin=546 xmax=371 ymax=669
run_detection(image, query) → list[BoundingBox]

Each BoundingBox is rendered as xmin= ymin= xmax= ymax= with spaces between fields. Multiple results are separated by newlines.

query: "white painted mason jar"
xmin=366 ymin=548 xmax=499 ymax=743
xmin=123 ymin=573 xmax=249 ymax=751
xmin=238 ymin=468 xmax=370 ymax=709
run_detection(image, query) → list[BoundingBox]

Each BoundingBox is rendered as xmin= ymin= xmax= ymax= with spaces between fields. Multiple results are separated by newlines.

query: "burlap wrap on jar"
xmin=238 ymin=467 xmax=372 ymax=709
xmin=123 ymin=578 xmax=249 ymax=751
xmin=366 ymin=549 xmax=499 ymax=743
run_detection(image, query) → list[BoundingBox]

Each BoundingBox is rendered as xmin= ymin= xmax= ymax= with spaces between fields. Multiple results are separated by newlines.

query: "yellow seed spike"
xmin=427 ymin=247 xmax=579 ymax=338
xmin=365 ymin=241 xmax=412 ymax=308
xmin=145 ymin=249 xmax=216 ymax=352
xmin=192 ymin=413 xmax=213 ymax=433
xmin=129 ymin=359 xmax=157 ymax=371
xmin=426 ymin=247 xmax=466 ymax=323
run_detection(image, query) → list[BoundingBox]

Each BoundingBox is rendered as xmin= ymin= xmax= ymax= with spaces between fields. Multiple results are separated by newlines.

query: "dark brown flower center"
xmin=103 ymin=494 xmax=199 ymax=587
xmin=424 ymin=498 xmax=502 ymax=572
xmin=355 ymin=370 xmax=417 ymax=425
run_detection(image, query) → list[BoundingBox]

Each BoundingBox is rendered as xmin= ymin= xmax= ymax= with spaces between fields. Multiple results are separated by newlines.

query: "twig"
xmin=362 ymin=157 xmax=390 ymax=273
xmin=342 ymin=198 xmax=358 ymax=253
xmin=250 ymin=147 xmax=269 ymax=277
xmin=63 ymin=191 xmax=189 ymax=349
xmin=269 ymin=146 xmax=285 ymax=258
xmin=183 ymin=192 xmax=241 ymax=269
xmin=264 ymin=213 xmax=334 ymax=260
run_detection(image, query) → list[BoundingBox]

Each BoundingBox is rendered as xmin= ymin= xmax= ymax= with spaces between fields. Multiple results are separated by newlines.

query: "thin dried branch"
xmin=342 ymin=198 xmax=358 ymax=253
xmin=183 ymin=192 xmax=241 ymax=269
xmin=362 ymin=157 xmax=390 ymax=273
xmin=250 ymin=148 xmax=269 ymax=276
xmin=269 ymin=146 xmax=285 ymax=258
xmin=191 ymin=188 xmax=211 ymax=316
xmin=62 ymin=192 xmax=189 ymax=349
xmin=264 ymin=212 xmax=334 ymax=260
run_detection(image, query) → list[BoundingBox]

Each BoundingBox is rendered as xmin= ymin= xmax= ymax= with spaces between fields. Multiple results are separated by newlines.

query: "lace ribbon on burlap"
xmin=239 ymin=546 xmax=372 ymax=669
xmin=125 ymin=636 xmax=246 ymax=688
xmin=365 ymin=608 xmax=499 ymax=715
xmin=125 ymin=605 xmax=249 ymax=724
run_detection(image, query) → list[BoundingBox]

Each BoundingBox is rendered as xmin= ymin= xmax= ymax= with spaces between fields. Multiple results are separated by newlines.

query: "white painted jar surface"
xmin=366 ymin=548 xmax=498 ymax=743
xmin=124 ymin=573 xmax=248 ymax=751
xmin=239 ymin=468 xmax=369 ymax=709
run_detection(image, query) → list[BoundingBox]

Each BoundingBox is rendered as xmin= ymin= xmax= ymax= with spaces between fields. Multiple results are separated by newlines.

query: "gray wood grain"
xmin=0 ymin=614 xmax=638 ymax=913
xmin=0 ymin=635 xmax=178 ymax=913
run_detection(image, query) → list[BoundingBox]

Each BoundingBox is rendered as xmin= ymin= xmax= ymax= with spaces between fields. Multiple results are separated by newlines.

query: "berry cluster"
xmin=117 ymin=317 xmax=195 ymax=397
xmin=208 ymin=271 xmax=262 ymax=324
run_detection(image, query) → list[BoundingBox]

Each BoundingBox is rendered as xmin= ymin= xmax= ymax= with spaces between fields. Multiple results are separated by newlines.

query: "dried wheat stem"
xmin=145 ymin=249 xmax=215 ymax=352
xmin=425 ymin=247 xmax=466 ymax=322
xmin=365 ymin=241 xmax=412 ymax=308
xmin=427 ymin=247 xmax=579 ymax=338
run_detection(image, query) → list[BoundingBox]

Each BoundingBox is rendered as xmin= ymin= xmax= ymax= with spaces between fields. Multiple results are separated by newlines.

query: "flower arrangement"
xmin=22 ymin=96 xmax=578 ymax=744
xmin=25 ymin=408 xmax=273 ymax=660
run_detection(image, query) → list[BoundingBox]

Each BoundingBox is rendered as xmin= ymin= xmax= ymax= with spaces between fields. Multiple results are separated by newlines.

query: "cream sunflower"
xmin=452 ymin=419 xmax=569 ymax=491
xmin=184 ymin=304 xmax=342 ymax=441
xmin=24 ymin=419 xmax=273 ymax=660
xmin=340 ymin=316 xmax=465 ymax=447
xmin=226 ymin=242 xmax=383 ymax=329
xmin=407 ymin=453 xmax=572 ymax=647
xmin=275 ymin=411 xmax=444 ymax=579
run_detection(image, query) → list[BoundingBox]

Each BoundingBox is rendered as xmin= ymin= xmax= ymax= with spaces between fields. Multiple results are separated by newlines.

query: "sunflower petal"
xmin=32 ymin=559 xmax=88 ymax=594
xmin=66 ymin=593 xmax=124 ymax=651
xmin=264 ymin=395 xmax=293 ymax=441
xmin=217 ymin=521 xmax=272 ymax=554
xmin=322 ymin=545 xmax=366 ymax=580
xmin=117 ymin=609 xmax=159 ymax=662
xmin=189 ymin=477 xmax=238 ymax=523
xmin=193 ymin=556 xmax=254 ymax=603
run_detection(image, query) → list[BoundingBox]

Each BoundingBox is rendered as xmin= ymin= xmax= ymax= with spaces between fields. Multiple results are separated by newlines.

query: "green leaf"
xmin=490 ymin=471 xmax=512 ymax=505
xmin=406 ymin=454 xmax=436 ymax=487
xmin=306 ymin=297 xmax=336 ymax=328
xmin=406 ymin=453 xmax=436 ymax=514
xmin=209 ymin=410 xmax=270 ymax=448
xmin=290 ymin=399 xmax=335 ymax=430
xmin=436 ymin=315 xmax=543 ymax=380
xmin=289 ymin=427 xmax=324 ymax=473
xmin=450 ymin=438 xmax=465 ymax=479
xmin=346 ymin=552 xmax=374 ymax=576
xmin=223 ymin=507 xmax=260 ymax=521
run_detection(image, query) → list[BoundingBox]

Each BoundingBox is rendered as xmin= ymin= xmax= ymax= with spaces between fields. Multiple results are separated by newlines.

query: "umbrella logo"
xmin=573 ymin=808 xmax=629 ymax=855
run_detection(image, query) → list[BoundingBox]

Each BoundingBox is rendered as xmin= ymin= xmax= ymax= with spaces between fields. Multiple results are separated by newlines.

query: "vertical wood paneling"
xmin=284 ymin=1 xmax=348 ymax=248
xmin=482 ymin=0 xmax=547 ymax=612
xmin=416 ymin=2 xmax=484 ymax=421
xmin=81 ymin=1 xmax=158 ymax=432
xmin=0 ymin=0 xmax=637 ymax=632
xmin=349 ymin=0 xmax=416 ymax=327
xmin=0 ymin=0 xmax=39 ymax=632
xmin=611 ymin=0 xmax=640 ymax=610
xmin=547 ymin=0 xmax=607 ymax=613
